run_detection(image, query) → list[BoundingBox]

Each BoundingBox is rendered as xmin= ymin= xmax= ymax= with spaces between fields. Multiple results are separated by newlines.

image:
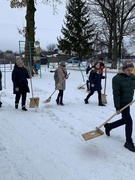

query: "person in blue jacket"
xmin=84 ymin=61 xmax=106 ymax=106
xmin=12 ymin=58 xmax=30 ymax=111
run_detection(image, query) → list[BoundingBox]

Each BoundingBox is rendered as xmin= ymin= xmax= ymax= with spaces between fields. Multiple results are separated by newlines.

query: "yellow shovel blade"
xmin=82 ymin=127 xmax=104 ymax=141
xmin=29 ymin=97 xmax=40 ymax=108
xmin=101 ymin=94 xmax=107 ymax=104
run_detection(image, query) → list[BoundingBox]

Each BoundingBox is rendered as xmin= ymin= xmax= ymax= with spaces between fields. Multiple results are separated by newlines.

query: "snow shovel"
xmin=44 ymin=73 xmax=70 ymax=103
xmin=82 ymin=99 xmax=135 ymax=141
xmin=28 ymin=63 xmax=40 ymax=108
xmin=101 ymin=67 xmax=107 ymax=104
xmin=78 ymin=83 xmax=86 ymax=89
xmin=29 ymin=81 xmax=40 ymax=108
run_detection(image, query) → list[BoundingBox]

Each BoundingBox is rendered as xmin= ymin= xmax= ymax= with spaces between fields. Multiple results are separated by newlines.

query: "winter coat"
xmin=0 ymin=70 xmax=2 ymax=91
xmin=12 ymin=63 xmax=30 ymax=94
xmin=54 ymin=66 xmax=67 ymax=90
xmin=112 ymin=69 xmax=135 ymax=110
xmin=89 ymin=69 xmax=105 ymax=92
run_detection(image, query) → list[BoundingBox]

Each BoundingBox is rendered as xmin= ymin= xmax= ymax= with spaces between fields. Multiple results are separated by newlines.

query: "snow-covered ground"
xmin=0 ymin=64 xmax=135 ymax=180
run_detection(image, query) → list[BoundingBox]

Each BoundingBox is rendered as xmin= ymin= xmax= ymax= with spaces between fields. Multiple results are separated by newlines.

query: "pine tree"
xmin=57 ymin=0 xmax=95 ymax=59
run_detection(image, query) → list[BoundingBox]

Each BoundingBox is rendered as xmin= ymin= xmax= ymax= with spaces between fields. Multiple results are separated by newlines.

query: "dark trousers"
xmin=15 ymin=92 xmax=27 ymax=107
xmin=86 ymin=90 xmax=102 ymax=104
xmin=56 ymin=90 xmax=64 ymax=104
xmin=110 ymin=107 xmax=133 ymax=143
xmin=86 ymin=80 xmax=90 ymax=91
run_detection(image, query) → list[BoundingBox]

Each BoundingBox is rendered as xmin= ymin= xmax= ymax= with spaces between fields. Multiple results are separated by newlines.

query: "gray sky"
xmin=0 ymin=1 xmax=66 ymax=52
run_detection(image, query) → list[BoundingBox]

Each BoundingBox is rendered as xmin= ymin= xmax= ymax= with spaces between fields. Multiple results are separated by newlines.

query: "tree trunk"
xmin=111 ymin=5 xmax=118 ymax=69
xmin=25 ymin=0 xmax=36 ymax=68
xmin=118 ymin=28 xmax=123 ymax=59
xmin=108 ymin=29 xmax=113 ymax=60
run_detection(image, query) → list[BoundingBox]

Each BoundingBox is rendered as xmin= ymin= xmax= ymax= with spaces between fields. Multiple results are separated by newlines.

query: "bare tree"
xmin=89 ymin=0 xmax=135 ymax=68
xmin=46 ymin=43 xmax=57 ymax=52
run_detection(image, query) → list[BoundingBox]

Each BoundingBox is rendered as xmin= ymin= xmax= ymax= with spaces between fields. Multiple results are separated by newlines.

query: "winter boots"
xmin=84 ymin=99 xmax=105 ymax=106
xmin=60 ymin=102 xmax=64 ymax=106
xmin=84 ymin=98 xmax=89 ymax=104
xmin=56 ymin=98 xmax=64 ymax=106
xmin=56 ymin=99 xmax=59 ymax=105
xmin=0 ymin=101 xmax=2 ymax=108
xmin=98 ymin=97 xmax=105 ymax=106
xmin=99 ymin=103 xmax=105 ymax=106
xmin=15 ymin=103 xmax=18 ymax=109
xmin=104 ymin=123 xmax=135 ymax=152
xmin=22 ymin=106 xmax=28 ymax=111
xmin=124 ymin=142 xmax=135 ymax=152
xmin=104 ymin=123 xmax=111 ymax=136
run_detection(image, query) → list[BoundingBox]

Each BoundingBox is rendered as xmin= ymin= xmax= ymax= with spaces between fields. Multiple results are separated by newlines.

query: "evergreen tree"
xmin=57 ymin=0 xmax=95 ymax=59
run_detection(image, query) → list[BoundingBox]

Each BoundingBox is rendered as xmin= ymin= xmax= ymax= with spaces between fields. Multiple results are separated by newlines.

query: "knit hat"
xmin=122 ymin=60 xmax=134 ymax=69
xmin=60 ymin=61 xmax=66 ymax=66
xmin=16 ymin=57 xmax=24 ymax=66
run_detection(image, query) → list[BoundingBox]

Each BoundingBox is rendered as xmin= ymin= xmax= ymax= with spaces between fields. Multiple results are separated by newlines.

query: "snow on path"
xmin=0 ymin=67 xmax=135 ymax=180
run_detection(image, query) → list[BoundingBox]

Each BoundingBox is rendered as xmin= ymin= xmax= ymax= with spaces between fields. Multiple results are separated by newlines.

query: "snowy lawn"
xmin=0 ymin=65 xmax=135 ymax=180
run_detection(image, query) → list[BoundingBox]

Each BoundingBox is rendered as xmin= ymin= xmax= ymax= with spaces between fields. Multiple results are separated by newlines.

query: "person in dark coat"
xmin=84 ymin=62 xmax=106 ymax=106
xmin=54 ymin=61 xmax=69 ymax=106
xmin=0 ymin=70 xmax=2 ymax=107
xmin=12 ymin=58 xmax=30 ymax=111
xmin=104 ymin=61 xmax=135 ymax=152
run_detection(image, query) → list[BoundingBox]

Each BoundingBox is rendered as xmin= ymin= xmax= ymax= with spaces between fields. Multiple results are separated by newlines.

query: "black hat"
xmin=122 ymin=61 xmax=134 ymax=69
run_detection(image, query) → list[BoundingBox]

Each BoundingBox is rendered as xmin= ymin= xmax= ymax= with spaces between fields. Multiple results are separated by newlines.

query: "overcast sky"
xmin=0 ymin=1 xmax=66 ymax=52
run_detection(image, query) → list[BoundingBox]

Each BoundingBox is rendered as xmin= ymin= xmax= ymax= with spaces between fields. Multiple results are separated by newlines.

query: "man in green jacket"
xmin=104 ymin=60 xmax=135 ymax=152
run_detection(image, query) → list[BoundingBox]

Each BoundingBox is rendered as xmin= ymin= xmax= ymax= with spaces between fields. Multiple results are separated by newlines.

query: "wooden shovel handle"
xmin=48 ymin=73 xmax=70 ymax=98
xmin=78 ymin=83 xmax=86 ymax=89
xmin=27 ymin=63 xmax=34 ymax=98
xmin=104 ymin=67 xmax=107 ymax=94
xmin=98 ymin=99 xmax=135 ymax=129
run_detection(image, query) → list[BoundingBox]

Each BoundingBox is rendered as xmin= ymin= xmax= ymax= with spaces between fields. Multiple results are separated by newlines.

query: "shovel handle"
xmin=49 ymin=89 xmax=58 ymax=98
xmin=28 ymin=63 xmax=34 ymax=98
xmin=46 ymin=73 xmax=70 ymax=100
xmin=78 ymin=83 xmax=86 ymax=89
xmin=104 ymin=67 xmax=107 ymax=94
xmin=46 ymin=77 xmax=67 ymax=100
xmin=98 ymin=99 xmax=135 ymax=129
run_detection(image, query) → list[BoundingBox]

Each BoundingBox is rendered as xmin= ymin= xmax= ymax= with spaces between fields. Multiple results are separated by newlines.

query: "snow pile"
xmin=0 ymin=65 xmax=135 ymax=180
